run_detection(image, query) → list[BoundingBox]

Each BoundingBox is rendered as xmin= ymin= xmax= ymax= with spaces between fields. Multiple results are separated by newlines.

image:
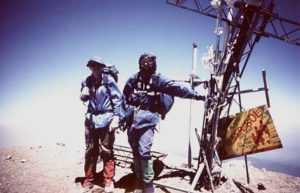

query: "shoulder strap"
xmin=104 ymin=83 xmax=115 ymax=112
xmin=134 ymin=72 xmax=156 ymax=92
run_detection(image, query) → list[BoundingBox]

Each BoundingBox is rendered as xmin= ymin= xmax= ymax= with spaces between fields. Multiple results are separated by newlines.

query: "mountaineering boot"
xmin=141 ymin=159 xmax=155 ymax=193
xmin=143 ymin=183 xmax=154 ymax=193
xmin=133 ymin=186 xmax=143 ymax=193
xmin=103 ymin=159 xmax=115 ymax=193
xmin=104 ymin=183 xmax=114 ymax=193
xmin=82 ymin=162 xmax=95 ymax=192
xmin=133 ymin=159 xmax=143 ymax=193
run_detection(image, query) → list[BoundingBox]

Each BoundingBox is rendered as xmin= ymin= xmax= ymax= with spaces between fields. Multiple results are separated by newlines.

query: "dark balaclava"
xmin=138 ymin=53 xmax=157 ymax=81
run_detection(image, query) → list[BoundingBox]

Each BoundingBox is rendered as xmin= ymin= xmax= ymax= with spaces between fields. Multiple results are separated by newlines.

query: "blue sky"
xmin=0 ymin=0 xmax=299 ymax=166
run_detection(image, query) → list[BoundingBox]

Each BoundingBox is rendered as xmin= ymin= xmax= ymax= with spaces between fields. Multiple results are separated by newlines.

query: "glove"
xmin=80 ymin=87 xmax=90 ymax=101
xmin=195 ymin=94 xmax=206 ymax=101
xmin=81 ymin=87 xmax=90 ymax=95
xmin=109 ymin=116 xmax=120 ymax=132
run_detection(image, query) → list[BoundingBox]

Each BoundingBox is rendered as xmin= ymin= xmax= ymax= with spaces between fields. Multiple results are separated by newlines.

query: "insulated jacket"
xmin=123 ymin=72 xmax=200 ymax=129
xmin=80 ymin=73 xmax=123 ymax=128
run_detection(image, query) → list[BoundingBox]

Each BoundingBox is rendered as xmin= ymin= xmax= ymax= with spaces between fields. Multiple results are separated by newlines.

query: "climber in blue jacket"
xmin=123 ymin=53 xmax=205 ymax=193
xmin=80 ymin=57 xmax=123 ymax=193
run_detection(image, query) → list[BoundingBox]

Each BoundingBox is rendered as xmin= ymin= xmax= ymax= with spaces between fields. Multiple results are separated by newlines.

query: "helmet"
xmin=86 ymin=56 xmax=106 ymax=68
xmin=138 ymin=53 xmax=157 ymax=74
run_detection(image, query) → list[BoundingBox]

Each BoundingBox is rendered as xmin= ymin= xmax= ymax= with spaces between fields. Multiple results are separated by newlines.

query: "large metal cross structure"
xmin=155 ymin=0 xmax=300 ymax=192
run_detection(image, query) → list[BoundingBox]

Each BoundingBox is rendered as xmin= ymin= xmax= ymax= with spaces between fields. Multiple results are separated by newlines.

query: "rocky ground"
xmin=1 ymin=143 xmax=299 ymax=193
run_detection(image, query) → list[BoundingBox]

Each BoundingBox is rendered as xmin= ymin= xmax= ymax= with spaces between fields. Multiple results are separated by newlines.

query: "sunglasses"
xmin=140 ymin=59 xmax=154 ymax=69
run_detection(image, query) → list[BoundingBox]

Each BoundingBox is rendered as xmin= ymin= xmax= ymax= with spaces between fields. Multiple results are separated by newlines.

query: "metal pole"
xmin=192 ymin=43 xmax=197 ymax=75
xmin=188 ymin=43 xmax=198 ymax=168
xmin=262 ymin=70 xmax=270 ymax=107
xmin=237 ymin=81 xmax=250 ymax=184
xmin=153 ymin=181 xmax=199 ymax=193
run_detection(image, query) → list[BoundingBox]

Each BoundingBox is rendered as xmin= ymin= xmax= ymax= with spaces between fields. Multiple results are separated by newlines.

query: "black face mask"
xmin=139 ymin=68 xmax=155 ymax=82
xmin=139 ymin=57 xmax=156 ymax=81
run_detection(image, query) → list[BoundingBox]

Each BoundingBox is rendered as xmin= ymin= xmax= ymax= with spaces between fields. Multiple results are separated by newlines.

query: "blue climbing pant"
xmin=127 ymin=126 xmax=155 ymax=159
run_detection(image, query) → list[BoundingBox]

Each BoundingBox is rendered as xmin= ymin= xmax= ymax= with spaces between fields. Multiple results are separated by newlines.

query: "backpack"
xmin=85 ymin=65 xmax=119 ymax=89
xmin=103 ymin=65 xmax=119 ymax=82
xmin=156 ymin=92 xmax=174 ymax=120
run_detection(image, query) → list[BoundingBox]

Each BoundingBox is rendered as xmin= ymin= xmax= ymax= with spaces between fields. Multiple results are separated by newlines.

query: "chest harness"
xmin=133 ymin=73 xmax=160 ymax=108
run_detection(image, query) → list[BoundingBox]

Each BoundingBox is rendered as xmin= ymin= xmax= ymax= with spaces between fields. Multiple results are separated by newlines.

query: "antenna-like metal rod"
xmin=192 ymin=43 xmax=198 ymax=75
xmin=188 ymin=43 xmax=198 ymax=168
xmin=237 ymin=77 xmax=250 ymax=184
